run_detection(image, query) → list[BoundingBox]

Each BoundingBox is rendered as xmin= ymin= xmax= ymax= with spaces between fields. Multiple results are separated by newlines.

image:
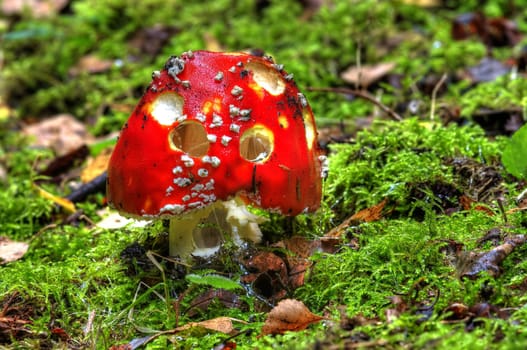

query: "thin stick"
xmin=307 ymin=87 xmax=403 ymax=121
xmin=430 ymin=73 xmax=448 ymax=121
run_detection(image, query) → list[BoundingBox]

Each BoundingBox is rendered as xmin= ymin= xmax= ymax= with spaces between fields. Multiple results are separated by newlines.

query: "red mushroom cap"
xmin=107 ymin=51 xmax=323 ymax=218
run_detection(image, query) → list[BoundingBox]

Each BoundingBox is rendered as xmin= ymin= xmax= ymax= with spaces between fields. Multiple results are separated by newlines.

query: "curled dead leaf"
xmin=261 ymin=299 xmax=324 ymax=335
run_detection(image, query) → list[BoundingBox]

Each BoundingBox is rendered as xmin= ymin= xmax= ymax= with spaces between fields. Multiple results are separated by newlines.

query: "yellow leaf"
xmin=34 ymin=184 xmax=76 ymax=213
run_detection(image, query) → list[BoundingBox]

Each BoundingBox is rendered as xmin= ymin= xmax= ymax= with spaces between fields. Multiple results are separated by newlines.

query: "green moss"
xmin=3 ymin=0 xmax=527 ymax=348
xmin=460 ymin=76 xmax=527 ymax=118
xmin=324 ymin=118 xmax=503 ymax=219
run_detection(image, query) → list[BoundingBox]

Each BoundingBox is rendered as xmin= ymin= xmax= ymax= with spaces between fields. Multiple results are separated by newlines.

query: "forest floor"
xmin=2 ymin=1 xmax=527 ymax=349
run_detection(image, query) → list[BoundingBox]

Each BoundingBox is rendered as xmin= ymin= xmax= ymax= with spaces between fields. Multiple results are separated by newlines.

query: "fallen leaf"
xmin=351 ymin=198 xmax=388 ymax=222
xmin=325 ymin=198 xmax=388 ymax=239
xmin=108 ymin=344 xmax=133 ymax=350
xmin=1 ymin=0 xmax=69 ymax=18
xmin=338 ymin=307 xmax=380 ymax=331
xmin=340 ymin=62 xmax=396 ymax=88
xmin=34 ymin=183 xmax=76 ymax=213
xmin=187 ymin=289 xmax=246 ymax=317
xmin=261 ymin=299 xmax=323 ymax=335
xmin=81 ymin=147 xmax=112 ymax=183
xmin=0 ymin=237 xmax=29 ymax=264
xmin=175 ymin=316 xmax=245 ymax=334
xmin=452 ymin=12 xmax=521 ymax=47
xmin=111 ymin=318 xmax=245 ymax=349
xmin=50 ymin=327 xmax=70 ymax=341
xmin=241 ymin=251 xmax=288 ymax=300
xmin=286 ymin=257 xmax=312 ymax=290
xmin=459 ymin=195 xmax=494 ymax=216
xmin=451 ymin=12 xmax=485 ymax=41
xmin=442 ymin=302 xmax=512 ymax=332
xmin=274 ymin=236 xmax=321 ymax=258
xmin=385 ymin=295 xmax=408 ymax=323
xmin=22 ymin=114 xmax=94 ymax=156
xmin=69 ymin=55 xmax=114 ymax=76
xmin=442 ymin=302 xmax=470 ymax=322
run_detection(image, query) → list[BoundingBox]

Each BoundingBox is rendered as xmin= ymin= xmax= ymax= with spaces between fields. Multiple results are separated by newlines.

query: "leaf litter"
xmin=0 ymin=237 xmax=28 ymax=264
xmin=261 ymin=299 xmax=324 ymax=335
xmin=4 ymin=1 xmax=527 ymax=348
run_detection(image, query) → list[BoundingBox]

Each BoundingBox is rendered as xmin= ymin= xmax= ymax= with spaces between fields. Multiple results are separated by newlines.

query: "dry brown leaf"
xmin=187 ymin=289 xmax=245 ymax=317
xmin=22 ymin=114 xmax=94 ymax=156
xmin=0 ymin=237 xmax=29 ymax=264
xmin=274 ymin=236 xmax=321 ymax=258
xmin=261 ymin=299 xmax=323 ymax=335
xmin=69 ymin=55 xmax=114 ymax=76
xmin=2 ymin=0 xmax=69 ymax=18
xmin=240 ymin=251 xmax=288 ymax=300
xmin=459 ymin=195 xmax=494 ymax=216
xmin=351 ymin=198 xmax=388 ymax=222
xmin=325 ymin=198 xmax=388 ymax=239
xmin=175 ymin=316 xmax=244 ymax=334
xmin=341 ymin=62 xmax=396 ymax=88
xmin=286 ymin=257 xmax=312 ymax=290
xmin=324 ymin=216 xmax=354 ymax=239
xmin=81 ymin=147 xmax=112 ymax=183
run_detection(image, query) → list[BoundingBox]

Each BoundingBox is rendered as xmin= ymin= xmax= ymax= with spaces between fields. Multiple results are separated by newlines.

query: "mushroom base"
xmin=168 ymin=198 xmax=265 ymax=258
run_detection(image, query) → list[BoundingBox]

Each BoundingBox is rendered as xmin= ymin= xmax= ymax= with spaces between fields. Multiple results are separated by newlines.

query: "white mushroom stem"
xmin=168 ymin=205 xmax=215 ymax=258
xmin=168 ymin=198 xmax=265 ymax=258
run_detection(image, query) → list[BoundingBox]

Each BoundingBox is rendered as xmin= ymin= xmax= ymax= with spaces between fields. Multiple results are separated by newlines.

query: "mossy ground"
xmin=2 ymin=0 xmax=527 ymax=348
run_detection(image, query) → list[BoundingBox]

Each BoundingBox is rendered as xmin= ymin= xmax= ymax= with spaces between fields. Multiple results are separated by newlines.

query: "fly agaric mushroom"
xmin=107 ymin=50 xmax=324 ymax=258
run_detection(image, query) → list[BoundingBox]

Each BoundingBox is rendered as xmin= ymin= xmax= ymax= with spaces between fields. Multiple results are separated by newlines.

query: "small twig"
xmin=430 ymin=73 xmax=448 ymax=121
xmin=65 ymin=172 xmax=107 ymax=203
xmin=307 ymin=87 xmax=403 ymax=121
xmin=355 ymin=41 xmax=362 ymax=90
xmin=496 ymin=198 xmax=508 ymax=223
xmin=83 ymin=310 xmax=96 ymax=336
